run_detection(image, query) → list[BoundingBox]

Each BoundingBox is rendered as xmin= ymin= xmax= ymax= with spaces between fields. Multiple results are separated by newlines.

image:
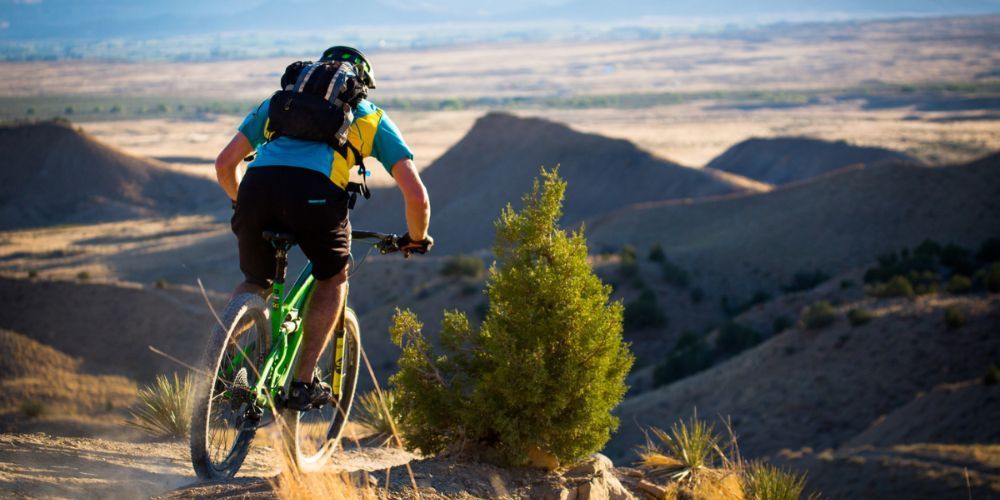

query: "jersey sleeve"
xmin=238 ymin=99 xmax=270 ymax=149
xmin=371 ymin=109 xmax=414 ymax=174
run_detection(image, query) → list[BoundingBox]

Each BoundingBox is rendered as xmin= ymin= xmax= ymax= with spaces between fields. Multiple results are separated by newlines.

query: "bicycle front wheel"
xmin=283 ymin=307 xmax=362 ymax=466
xmin=190 ymin=292 xmax=271 ymax=480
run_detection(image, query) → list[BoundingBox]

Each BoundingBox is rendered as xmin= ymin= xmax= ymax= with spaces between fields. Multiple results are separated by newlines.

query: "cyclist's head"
xmin=320 ymin=45 xmax=376 ymax=89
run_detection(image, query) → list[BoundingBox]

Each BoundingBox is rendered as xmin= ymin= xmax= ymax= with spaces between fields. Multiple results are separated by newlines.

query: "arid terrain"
xmin=0 ymin=13 xmax=998 ymax=499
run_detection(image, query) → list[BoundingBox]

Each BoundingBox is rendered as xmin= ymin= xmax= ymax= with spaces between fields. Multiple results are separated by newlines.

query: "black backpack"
xmin=266 ymin=60 xmax=371 ymax=204
xmin=266 ymin=60 xmax=368 ymax=150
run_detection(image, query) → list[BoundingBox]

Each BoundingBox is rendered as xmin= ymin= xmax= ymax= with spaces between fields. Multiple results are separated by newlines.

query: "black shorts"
xmin=232 ymin=166 xmax=351 ymax=287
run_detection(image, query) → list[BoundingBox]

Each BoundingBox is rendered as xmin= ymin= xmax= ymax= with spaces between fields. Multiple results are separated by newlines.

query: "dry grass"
xmin=126 ymin=372 xmax=193 ymax=439
xmin=745 ymin=461 xmax=815 ymax=500
xmin=270 ymin=446 xmax=366 ymax=500
xmin=640 ymin=416 xmax=726 ymax=482
xmin=353 ymin=390 xmax=400 ymax=447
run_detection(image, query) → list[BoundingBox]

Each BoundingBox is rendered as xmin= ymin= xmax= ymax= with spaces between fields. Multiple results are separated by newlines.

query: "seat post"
xmin=273 ymin=247 xmax=289 ymax=285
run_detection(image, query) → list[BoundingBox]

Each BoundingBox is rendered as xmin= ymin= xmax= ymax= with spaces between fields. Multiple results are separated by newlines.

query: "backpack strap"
xmin=342 ymin=142 xmax=370 ymax=209
xmin=293 ymin=62 xmax=321 ymax=92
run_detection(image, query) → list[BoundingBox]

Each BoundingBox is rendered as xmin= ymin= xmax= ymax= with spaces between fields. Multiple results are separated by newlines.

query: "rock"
xmin=567 ymin=454 xmax=615 ymax=477
xmin=563 ymin=454 xmax=635 ymax=500
xmin=576 ymin=474 xmax=635 ymax=500
xmin=635 ymin=479 xmax=667 ymax=499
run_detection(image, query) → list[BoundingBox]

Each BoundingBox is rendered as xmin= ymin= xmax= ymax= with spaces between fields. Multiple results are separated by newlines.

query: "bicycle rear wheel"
xmin=190 ymin=293 xmax=271 ymax=480
xmin=282 ymin=307 xmax=362 ymax=466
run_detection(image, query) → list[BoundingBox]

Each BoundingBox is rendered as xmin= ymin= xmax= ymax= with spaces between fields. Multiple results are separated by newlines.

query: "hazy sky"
xmin=1 ymin=0 xmax=998 ymax=40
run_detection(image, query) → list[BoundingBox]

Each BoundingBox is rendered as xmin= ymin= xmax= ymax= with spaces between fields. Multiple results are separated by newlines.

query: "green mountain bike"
xmin=190 ymin=229 xmax=406 ymax=480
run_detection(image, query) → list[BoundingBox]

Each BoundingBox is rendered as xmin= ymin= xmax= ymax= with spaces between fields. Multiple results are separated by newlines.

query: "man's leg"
xmin=293 ymin=266 xmax=348 ymax=382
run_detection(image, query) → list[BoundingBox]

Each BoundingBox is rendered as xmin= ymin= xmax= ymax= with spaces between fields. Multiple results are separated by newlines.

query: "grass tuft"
xmin=126 ymin=372 xmax=193 ymax=439
xmin=944 ymin=305 xmax=966 ymax=330
xmin=353 ymin=390 xmax=400 ymax=446
xmin=640 ymin=416 xmax=724 ymax=482
xmin=847 ymin=307 xmax=873 ymax=327
xmin=745 ymin=461 xmax=816 ymax=500
xmin=801 ymin=301 xmax=836 ymax=329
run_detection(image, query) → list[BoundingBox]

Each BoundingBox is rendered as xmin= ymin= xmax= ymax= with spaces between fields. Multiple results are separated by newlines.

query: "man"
xmin=213 ymin=46 xmax=432 ymax=410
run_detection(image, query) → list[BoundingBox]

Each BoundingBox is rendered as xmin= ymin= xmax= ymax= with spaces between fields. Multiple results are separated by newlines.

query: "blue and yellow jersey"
xmin=238 ymin=99 xmax=413 ymax=190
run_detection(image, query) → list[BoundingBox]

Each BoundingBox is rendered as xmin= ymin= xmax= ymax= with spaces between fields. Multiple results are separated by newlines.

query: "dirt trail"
xmin=0 ymin=433 xmax=416 ymax=499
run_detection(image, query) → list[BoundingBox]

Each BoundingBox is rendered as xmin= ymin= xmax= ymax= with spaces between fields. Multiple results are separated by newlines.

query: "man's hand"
xmin=399 ymin=232 xmax=433 ymax=257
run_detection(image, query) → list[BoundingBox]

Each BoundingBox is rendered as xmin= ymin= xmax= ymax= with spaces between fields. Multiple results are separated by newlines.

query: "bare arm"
xmin=391 ymin=158 xmax=430 ymax=241
xmin=215 ymin=132 xmax=254 ymax=201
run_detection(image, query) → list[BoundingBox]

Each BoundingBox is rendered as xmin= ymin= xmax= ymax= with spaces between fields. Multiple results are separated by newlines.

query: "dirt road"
xmin=0 ymin=433 xmax=416 ymax=499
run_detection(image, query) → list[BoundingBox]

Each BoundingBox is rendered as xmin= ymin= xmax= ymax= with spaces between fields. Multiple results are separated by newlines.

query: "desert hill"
xmin=587 ymin=153 xmax=1000 ymax=297
xmin=604 ymin=293 xmax=1000 ymax=496
xmin=0 ymin=277 xmax=224 ymax=382
xmin=707 ymin=137 xmax=919 ymax=184
xmin=0 ymin=329 xmax=137 ymax=437
xmin=353 ymin=112 xmax=756 ymax=254
xmin=0 ymin=121 xmax=222 ymax=230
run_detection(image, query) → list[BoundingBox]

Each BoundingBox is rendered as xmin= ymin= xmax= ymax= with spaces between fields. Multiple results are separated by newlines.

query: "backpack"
xmin=266 ymin=60 xmax=372 ymax=205
xmin=266 ymin=60 xmax=368 ymax=150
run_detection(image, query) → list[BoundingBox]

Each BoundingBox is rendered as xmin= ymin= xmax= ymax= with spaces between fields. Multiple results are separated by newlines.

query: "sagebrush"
xmin=389 ymin=168 xmax=633 ymax=466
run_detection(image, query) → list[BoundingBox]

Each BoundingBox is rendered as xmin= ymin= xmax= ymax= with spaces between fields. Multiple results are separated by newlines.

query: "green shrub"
xmin=944 ymin=305 xmax=966 ymax=330
xmin=839 ymin=279 xmax=854 ymax=289
xmin=76 ymin=271 xmax=90 ymax=281
xmin=648 ymin=244 xmax=666 ymax=263
xmin=745 ymin=461 xmax=813 ymax=500
xmin=27 ymin=269 xmax=38 ymax=279
xmin=908 ymin=270 xmax=940 ymax=295
xmin=946 ymin=274 xmax=972 ymax=294
xmin=660 ymin=259 xmax=690 ymax=288
xmin=717 ymin=321 xmax=763 ymax=356
xmin=984 ymin=364 xmax=1000 ymax=385
xmin=801 ymin=301 xmax=836 ymax=329
xmin=440 ymin=255 xmax=485 ymax=279
xmin=983 ymin=363 xmax=1000 ymax=385
xmin=127 ymin=372 xmax=193 ymax=439
xmin=624 ymin=288 xmax=668 ymax=330
xmin=986 ymin=262 xmax=1000 ymax=293
xmin=19 ymin=400 xmax=46 ymax=418
xmin=847 ymin=308 xmax=873 ymax=327
xmin=154 ymin=278 xmax=168 ymax=289
xmin=977 ymin=237 xmax=1000 ymax=262
xmin=620 ymin=244 xmax=639 ymax=280
xmin=389 ymin=169 xmax=633 ymax=466
xmin=940 ymin=244 xmax=975 ymax=275
xmin=868 ymin=275 xmax=915 ymax=298
xmin=782 ymin=269 xmax=830 ymax=293
xmin=689 ymin=287 xmax=704 ymax=304
xmin=772 ymin=315 xmax=793 ymax=334
xmin=652 ymin=333 xmax=713 ymax=387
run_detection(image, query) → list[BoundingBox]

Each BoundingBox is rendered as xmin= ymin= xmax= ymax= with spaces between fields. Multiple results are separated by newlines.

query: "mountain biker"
xmin=213 ymin=46 xmax=432 ymax=411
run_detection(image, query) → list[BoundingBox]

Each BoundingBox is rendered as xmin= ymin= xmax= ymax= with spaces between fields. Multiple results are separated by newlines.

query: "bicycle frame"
xmin=253 ymin=261 xmax=315 ymax=405
xmin=224 ymin=231 xmax=395 ymax=410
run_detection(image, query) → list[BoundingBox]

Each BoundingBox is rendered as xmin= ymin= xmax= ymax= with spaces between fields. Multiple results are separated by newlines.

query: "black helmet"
xmin=320 ymin=45 xmax=376 ymax=89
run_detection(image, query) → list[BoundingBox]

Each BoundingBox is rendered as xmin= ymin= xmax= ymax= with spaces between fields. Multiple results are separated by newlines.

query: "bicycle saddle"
xmin=262 ymin=230 xmax=297 ymax=248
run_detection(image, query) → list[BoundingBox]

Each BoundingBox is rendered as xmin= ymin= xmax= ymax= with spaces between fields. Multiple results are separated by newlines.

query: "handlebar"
xmin=351 ymin=230 xmax=401 ymax=255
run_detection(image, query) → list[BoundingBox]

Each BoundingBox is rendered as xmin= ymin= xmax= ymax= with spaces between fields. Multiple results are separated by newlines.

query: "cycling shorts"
xmin=232 ymin=166 xmax=351 ymax=287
